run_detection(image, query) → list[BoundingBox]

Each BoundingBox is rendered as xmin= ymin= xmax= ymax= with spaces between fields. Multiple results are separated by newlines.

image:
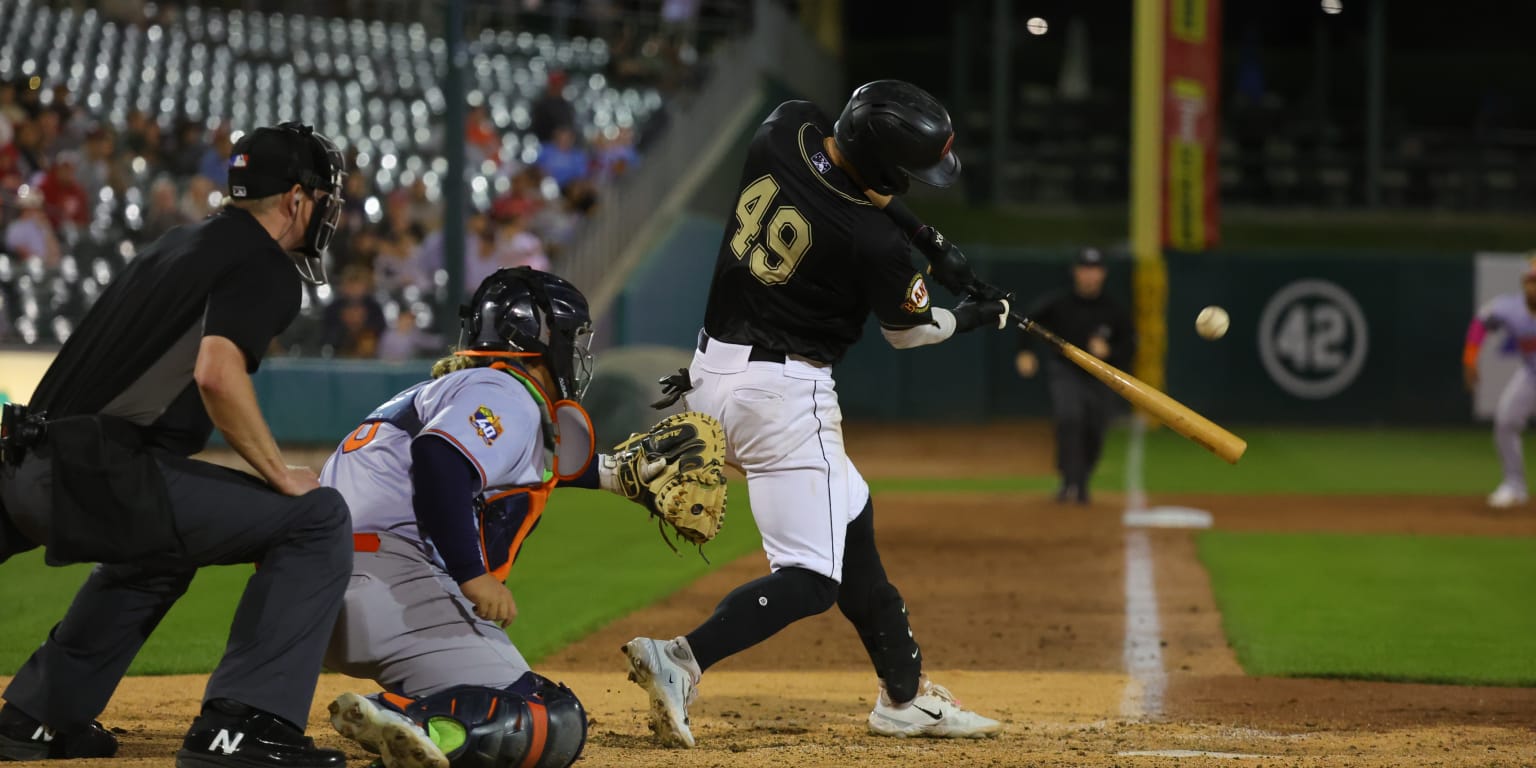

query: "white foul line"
xmin=1121 ymin=415 xmax=1166 ymax=719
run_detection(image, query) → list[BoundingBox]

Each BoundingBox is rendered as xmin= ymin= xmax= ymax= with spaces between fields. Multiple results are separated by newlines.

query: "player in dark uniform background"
xmin=622 ymin=81 xmax=1009 ymax=747
xmin=1015 ymin=248 xmax=1135 ymax=504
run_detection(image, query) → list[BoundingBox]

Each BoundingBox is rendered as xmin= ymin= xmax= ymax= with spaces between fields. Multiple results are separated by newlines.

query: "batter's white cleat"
xmin=868 ymin=679 xmax=1003 ymax=739
xmin=1487 ymin=483 xmax=1528 ymax=508
xmin=621 ymin=637 xmax=698 ymax=748
xmin=328 ymin=693 xmax=448 ymax=768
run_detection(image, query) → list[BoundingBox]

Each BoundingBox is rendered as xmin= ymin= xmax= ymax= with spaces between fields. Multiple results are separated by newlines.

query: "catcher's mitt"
xmin=611 ymin=411 xmax=727 ymax=555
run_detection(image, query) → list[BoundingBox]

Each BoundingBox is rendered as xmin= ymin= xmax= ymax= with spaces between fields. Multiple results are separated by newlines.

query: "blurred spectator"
xmin=0 ymin=125 xmax=21 ymax=194
xmin=492 ymin=212 xmax=549 ymax=272
xmin=492 ymin=166 xmax=547 ymax=221
xmin=537 ymin=127 xmax=590 ymax=188
xmin=375 ymin=197 xmax=424 ymax=267
xmin=12 ymin=120 xmax=45 ymax=178
xmin=170 ymin=120 xmax=206 ymax=178
xmin=5 ymin=187 xmax=61 ymax=269
xmin=405 ymin=178 xmax=440 ymax=233
xmin=330 ymin=171 xmax=374 ymax=269
xmin=531 ymin=180 xmax=597 ymax=254
xmin=35 ymin=109 xmax=64 ymax=156
xmin=463 ymin=209 xmax=505 ymax=292
xmin=48 ymin=87 xmax=88 ymax=151
xmin=373 ymin=230 xmax=430 ymax=294
xmin=322 ymin=265 xmax=387 ymax=358
xmin=180 ymin=175 xmax=219 ymax=222
xmin=141 ymin=176 xmax=190 ymax=241
xmin=531 ymin=70 xmax=577 ymax=143
xmin=465 ymin=103 xmax=500 ymax=167
xmin=592 ymin=126 xmax=639 ymax=184
xmin=377 ymin=308 xmax=440 ymax=362
xmin=76 ymin=127 xmax=117 ymax=201
xmin=15 ymin=80 xmax=41 ymax=119
xmin=199 ymin=125 xmax=233 ymax=187
xmin=661 ymin=0 xmax=701 ymax=48
xmin=39 ymin=152 xmax=89 ymax=231
xmin=122 ymin=110 xmax=151 ymax=154
xmin=0 ymin=81 xmax=25 ymax=125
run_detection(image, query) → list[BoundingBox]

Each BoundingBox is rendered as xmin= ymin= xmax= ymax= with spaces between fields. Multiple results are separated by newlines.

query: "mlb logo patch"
xmin=231 ymin=154 xmax=248 ymax=168
xmin=231 ymin=185 xmax=247 ymax=197
xmin=470 ymin=406 xmax=503 ymax=445
xmin=811 ymin=152 xmax=831 ymax=174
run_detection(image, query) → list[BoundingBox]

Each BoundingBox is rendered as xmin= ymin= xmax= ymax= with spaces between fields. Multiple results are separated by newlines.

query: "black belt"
xmin=697 ymin=332 xmax=786 ymax=364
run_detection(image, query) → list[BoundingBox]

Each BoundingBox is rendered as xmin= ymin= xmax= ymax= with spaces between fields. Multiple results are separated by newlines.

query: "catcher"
xmin=317 ymin=267 xmax=726 ymax=768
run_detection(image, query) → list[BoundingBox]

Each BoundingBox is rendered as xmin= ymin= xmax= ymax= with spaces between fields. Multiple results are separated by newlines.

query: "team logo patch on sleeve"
xmin=902 ymin=274 xmax=931 ymax=314
xmin=470 ymin=406 xmax=503 ymax=445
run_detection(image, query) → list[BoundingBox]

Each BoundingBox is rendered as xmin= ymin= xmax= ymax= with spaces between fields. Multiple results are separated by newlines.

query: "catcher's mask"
xmin=228 ymin=121 xmax=346 ymax=284
xmin=458 ymin=267 xmax=595 ymax=402
xmin=832 ymin=80 xmax=960 ymax=196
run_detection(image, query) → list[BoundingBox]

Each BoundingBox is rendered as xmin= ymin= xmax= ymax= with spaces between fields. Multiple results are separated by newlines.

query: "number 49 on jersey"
xmin=730 ymin=174 xmax=812 ymax=287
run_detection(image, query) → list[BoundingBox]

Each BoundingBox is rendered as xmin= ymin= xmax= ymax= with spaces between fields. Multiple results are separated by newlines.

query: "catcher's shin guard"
xmin=398 ymin=675 xmax=587 ymax=768
xmin=838 ymin=500 xmax=923 ymax=703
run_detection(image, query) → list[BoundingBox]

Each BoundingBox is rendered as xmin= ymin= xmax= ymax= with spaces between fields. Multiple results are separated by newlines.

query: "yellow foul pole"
xmin=1131 ymin=0 xmax=1167 ymax=393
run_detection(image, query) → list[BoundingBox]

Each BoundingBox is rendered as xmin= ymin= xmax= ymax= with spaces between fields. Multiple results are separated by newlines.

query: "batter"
xmin=620 ymin=81 xmax=1011 ymax=747
xmin=1464 ymin=256 xmax=1536 ymax=508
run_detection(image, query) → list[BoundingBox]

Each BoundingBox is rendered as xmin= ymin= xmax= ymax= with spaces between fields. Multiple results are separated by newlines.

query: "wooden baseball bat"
xmin=1015 ymin=313 xmax=1247 ymax=464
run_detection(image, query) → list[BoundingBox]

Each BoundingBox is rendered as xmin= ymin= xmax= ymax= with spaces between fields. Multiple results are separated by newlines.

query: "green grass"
xmin=884 ymin=425 xmax=1514 ymax=497
xmin=0 ymin=482 xmax=760 ymax=676
xmin=1197 ymin=531 xmax=1536 ymax=686
xmin=1097 ymin=425 xmax=1517 ymax=495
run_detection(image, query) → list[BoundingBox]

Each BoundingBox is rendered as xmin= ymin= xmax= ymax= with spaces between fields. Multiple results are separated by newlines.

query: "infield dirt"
xmin=4 ymin=424 xmax=1531 ymax=767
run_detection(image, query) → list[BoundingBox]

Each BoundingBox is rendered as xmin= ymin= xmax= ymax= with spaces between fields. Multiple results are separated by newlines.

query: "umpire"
xmin=1015 ymin=248 xmax=1134 ymax=504
xmin=0 ymin=122 xmax=352 ymax=768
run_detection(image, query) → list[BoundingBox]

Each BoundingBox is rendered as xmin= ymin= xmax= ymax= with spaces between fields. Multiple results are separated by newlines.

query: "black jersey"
xmin=28 ymin=207 xmax=301 ymax=455
xmin=702 ymin=101 xmax=934 ymax=364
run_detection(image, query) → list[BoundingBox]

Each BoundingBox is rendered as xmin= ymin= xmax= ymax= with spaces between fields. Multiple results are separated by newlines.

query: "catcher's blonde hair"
xmin=430 ymin=352 xmax=481 ymax=379
xmin=431 ymin=349 xmax=544 ymax=379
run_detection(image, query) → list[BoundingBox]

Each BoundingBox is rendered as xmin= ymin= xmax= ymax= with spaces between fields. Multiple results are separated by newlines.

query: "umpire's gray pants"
xmin=0 ymin=452 xmax=352 ymax=730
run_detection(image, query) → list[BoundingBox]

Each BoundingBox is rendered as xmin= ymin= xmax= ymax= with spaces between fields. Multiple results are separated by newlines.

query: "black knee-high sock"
xmin=684 ymin=566 xmax=838 ymax=672
xmin=837 ymin=499 xmax=923 ymax=703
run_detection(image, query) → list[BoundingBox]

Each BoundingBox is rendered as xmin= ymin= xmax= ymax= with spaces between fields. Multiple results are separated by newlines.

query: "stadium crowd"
xmin=0 ymin=70 xmax=645 ymax=358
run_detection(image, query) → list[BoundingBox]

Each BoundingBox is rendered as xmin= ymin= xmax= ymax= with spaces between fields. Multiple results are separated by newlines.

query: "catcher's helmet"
xmin=833 ymin=80 xmax=960 ymax=196
xmin=460 ymin=267 xmax=594 ymax=402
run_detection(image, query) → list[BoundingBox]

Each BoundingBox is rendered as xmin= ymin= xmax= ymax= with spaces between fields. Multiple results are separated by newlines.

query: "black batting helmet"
xmin=833 ymin=80 xmax=960 ymax=196
xmin=459 ymin=267 xmax=595 ymax=402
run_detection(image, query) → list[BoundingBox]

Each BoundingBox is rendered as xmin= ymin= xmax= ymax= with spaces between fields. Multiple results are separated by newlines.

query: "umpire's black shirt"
xmin=1020 ymin=289 xmax=1135 ymax=374
xmin=29 ymin=207 xmax=301 ymax=456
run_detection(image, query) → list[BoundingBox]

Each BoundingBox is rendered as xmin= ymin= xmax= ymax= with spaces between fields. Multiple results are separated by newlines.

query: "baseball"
xmin=1196 ymin=306 xmax=1229 ymax=340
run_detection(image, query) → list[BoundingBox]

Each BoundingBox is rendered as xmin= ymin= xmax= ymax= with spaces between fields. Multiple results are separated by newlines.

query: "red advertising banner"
xmin=1162 ymin=0 xmax=1222 ymax=250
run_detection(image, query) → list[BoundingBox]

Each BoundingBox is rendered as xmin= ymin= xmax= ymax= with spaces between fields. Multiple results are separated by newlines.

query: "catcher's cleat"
xmin=621 ymin=638 xmax=697 ymax=748
xmin=868 ymin=679 xmax=1002 ymax=739
xmin=0 ymin=704 xmax=117 ymax=761
xmin=327 ymin=693 xmax=447 ymax=768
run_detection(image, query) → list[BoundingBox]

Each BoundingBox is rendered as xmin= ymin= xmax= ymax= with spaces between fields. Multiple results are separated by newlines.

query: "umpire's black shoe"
xmin=0 ymin=703 xmax=119 ymax=760
xmin=177 ymin=699 xmax=345 ymax=768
